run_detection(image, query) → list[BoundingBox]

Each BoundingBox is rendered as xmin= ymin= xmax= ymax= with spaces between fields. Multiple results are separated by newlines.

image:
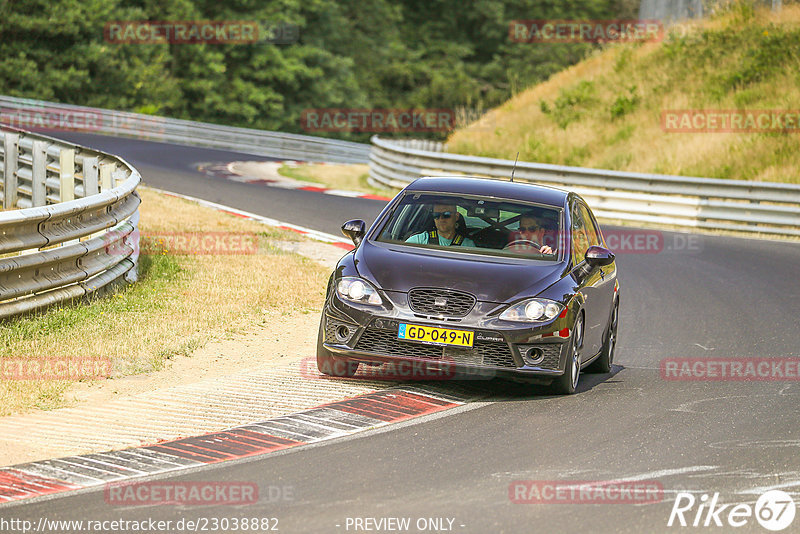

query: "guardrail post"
xmin=100 ymin=163 xmax=113 ymax=191
xmin=82 ymin=156 xmax=99 ymax=197
xmin=31 ymin=140 xmax=47 ymax=207
xmin=59 ymin=148 xmax=75 ymax=202
xmin=3 ymin=132 xmax=19 ymax=209
xmin=125 ymin=210 xmax=140 ymax=283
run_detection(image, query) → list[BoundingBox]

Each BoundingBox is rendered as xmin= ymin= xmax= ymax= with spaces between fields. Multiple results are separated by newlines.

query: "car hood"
xmin=353 ymin=240 xmax=565 ymax=303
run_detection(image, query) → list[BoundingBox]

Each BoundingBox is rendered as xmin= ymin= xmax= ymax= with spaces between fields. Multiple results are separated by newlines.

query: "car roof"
xmin=404 ymin=176 xmax=569 ymax=207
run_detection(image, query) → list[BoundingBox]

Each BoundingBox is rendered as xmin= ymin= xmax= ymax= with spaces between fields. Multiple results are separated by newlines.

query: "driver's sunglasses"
xmin=519 ymin=225 xmax=541 ymax=232
xmin=432 ymin=211 xmax=453 ymax=220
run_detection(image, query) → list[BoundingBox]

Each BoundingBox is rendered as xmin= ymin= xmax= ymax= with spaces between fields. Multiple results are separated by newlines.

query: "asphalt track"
xmin=4 ymin=133 xmax=800 ymax=533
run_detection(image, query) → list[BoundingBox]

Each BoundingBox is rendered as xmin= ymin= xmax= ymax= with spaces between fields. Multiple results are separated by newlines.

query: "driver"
xmin=406 ymin=203 xmax=475 ymax=247
xmin=507 ymin=212 xmax=556 ymax=254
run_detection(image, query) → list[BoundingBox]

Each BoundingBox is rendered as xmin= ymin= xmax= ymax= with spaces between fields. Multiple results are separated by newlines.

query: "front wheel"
xmin=551 ymin=315 xmax=583 ymax=395
xmin=317 ymin=316 xmax=359 ymax=378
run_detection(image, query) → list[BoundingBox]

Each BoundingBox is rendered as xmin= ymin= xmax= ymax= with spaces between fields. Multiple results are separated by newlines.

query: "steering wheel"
xmin=504 ymin=239 xmax=541 ymax=250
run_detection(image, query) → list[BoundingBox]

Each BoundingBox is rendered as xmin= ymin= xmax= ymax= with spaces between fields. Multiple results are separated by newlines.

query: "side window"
xmin=570 ymin=202 xmax=590 ymax=266
xmin=578 ymin=203 xmax=601 ymax=247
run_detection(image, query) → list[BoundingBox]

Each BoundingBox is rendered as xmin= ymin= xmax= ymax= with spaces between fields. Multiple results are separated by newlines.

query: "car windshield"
xmin=375 ymin=192 xmax=563 ymax=260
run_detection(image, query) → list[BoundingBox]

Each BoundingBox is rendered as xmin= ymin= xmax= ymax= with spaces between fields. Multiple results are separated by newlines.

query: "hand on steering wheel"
xmin=504 ymin=239 xmax=541 ymax=249
xmin=504 ymin=239 xmax=554 ymax=254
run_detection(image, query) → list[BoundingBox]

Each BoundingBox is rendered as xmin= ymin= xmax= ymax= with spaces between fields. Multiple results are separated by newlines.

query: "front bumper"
xmin=322 ymin=291 xmax=573 ymax=383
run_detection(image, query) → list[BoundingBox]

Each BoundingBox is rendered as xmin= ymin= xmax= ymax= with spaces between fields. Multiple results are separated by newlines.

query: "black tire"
xmin=551 ymin=314 xmax=583 ymax=395
xmin=586 ymin=299 xmax=618 ymax=374
xmin=317 ymin=315 xmax=359 ymax=378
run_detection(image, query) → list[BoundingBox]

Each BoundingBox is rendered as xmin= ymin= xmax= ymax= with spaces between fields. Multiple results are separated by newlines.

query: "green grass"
xmin=0 ymin=253 xmax=185 ymax=354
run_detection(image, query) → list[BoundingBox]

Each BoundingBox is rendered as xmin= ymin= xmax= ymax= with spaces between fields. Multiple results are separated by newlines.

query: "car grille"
xmin=518 ymin=344 xmax=562 ymax=370
xmin=408 ymin=288 xmax=476 ymax=317
xmin=355 ymin=328 xmax=517 ymax=369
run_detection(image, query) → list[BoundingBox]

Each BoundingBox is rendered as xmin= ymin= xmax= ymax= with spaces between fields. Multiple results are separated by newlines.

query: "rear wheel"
xmin=317 ymin=316 xmax=359 ymax=378
xmin=586 ymin=299 xmax=618 ymax=374
xmin=551 ymin=315 xmax=583 ymax=395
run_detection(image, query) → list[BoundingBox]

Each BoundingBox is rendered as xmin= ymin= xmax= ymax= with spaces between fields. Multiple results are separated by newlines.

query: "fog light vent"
xmin=517 ymin=344 xmax=562 ymax=369
xmin=336 ymin=326 xmax=351 ymax=342
xmin=325 ymin=318 xmax=357 ymax=344
xmin=523 ymin=347 xmax=545 ymax=365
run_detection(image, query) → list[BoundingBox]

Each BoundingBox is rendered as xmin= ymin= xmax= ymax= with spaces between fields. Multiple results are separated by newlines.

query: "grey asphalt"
xmin=3 ymin=133 xmax=799 ymax=533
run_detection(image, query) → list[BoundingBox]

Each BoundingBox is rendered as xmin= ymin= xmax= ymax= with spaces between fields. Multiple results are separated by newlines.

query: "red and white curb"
xmin=0 ymin=387 xmax=477 ymax=505
xmin=150 ymin=187 xmax=356 ymax=251
xmin=199 ymin=161 xmax=393 ymax=201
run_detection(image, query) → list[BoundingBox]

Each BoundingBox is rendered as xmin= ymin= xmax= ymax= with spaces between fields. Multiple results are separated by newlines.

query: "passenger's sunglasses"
xmin=432 ymin=211 xmax=453 ymax=220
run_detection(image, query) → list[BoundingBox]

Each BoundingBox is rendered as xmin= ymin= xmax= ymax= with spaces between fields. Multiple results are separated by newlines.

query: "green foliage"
xmin=0 ymin=252 xmax=184 ymax=357
xmin=614 ymin=47 xmax=632 ymax=73
xmin=610 ymin=85 xmax=639 ymax=119
xmin=522 ymin=137 xmax=557 ymax=164
xmin=541 ymin=80 xmax=597 ymax=129
xmin=609 ymin=124 xmax=634 ymax=144
xmin=656 ymin=11 xmax=800 ymax=105
xmin=0 ymin=0 xmax=638 ymax=140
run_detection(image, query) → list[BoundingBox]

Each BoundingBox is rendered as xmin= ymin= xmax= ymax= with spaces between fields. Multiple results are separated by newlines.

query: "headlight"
xmin=499 ymin=298 xmax=563 ymax=322
xmin=336 ymin=277 xmax=382 ymax=306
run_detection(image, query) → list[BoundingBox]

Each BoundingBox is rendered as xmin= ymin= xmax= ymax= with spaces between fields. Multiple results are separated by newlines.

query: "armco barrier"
xmin=368 ymin=136 xmax=800 ymax=237
xmin=0 ymin=126 xmax=140 ymax=319
xmin=0 ymin=95 xmax=370 ymax=164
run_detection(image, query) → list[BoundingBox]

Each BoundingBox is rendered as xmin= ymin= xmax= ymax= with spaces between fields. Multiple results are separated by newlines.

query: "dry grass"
xmin=0 ymin=187 xmax=329 ymax=416
xmin=279 ymin=163 xmax=397 ymax=197
xmin=447 ymin=4 xmax=800 ymax=183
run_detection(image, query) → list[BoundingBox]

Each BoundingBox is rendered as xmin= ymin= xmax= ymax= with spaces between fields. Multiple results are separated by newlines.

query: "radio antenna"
xmin=510 ymin=152 xmax=519 ymax=182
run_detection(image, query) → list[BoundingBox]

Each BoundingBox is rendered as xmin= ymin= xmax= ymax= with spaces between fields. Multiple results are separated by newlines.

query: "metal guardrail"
xmin=0 ymin=126 xmax=140 ymax=319
xmin=0 ymin=95 xmax=370 ymax=164
xmin=369 ymin=136 xmax=800 ymax=237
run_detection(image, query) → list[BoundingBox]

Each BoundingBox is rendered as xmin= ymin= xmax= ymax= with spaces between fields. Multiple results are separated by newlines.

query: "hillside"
xmin=447 ymin=3 xmax=800 ymax=183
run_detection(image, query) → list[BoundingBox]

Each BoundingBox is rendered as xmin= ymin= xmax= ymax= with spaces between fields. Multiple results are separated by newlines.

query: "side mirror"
xmin=341 ymin=219 xmax=366 ymax=246
xmin=585 ymin=245 xmax=615 ymax=267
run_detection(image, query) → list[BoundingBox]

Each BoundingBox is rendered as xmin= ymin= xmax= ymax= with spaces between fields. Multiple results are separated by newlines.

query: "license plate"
xmin=398 ymin=323 xmax=474 ymax=347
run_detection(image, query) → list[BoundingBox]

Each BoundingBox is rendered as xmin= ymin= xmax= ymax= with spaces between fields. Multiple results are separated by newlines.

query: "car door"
xmin=569 ymin=200 xmax=606 ymax=356
xmin=580 ymin=201 xmax=617 ymax=327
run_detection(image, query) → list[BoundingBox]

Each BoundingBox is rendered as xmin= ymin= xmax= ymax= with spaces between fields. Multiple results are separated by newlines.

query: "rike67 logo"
xmin=668 ymin=490 xmax=795 ymax=531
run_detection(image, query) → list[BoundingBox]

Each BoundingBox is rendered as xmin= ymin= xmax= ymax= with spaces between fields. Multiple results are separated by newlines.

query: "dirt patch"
xmin=65 ymin=310 xmax=321 ymax=407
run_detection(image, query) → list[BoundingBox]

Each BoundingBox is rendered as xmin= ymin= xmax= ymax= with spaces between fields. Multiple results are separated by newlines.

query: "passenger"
xmin=406 ymin=203 xmax=475 ymax=247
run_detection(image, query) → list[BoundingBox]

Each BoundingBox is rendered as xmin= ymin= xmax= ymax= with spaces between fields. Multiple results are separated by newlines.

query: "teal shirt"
xmin=406 ymin=232 xmax=476 ymax=247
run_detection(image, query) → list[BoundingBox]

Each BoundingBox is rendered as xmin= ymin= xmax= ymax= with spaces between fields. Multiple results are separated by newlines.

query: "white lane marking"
xmin=598 ymin=465 xmax=719 ymax=484
xmin=324 ymin=189 xmax=364 ymax=198
xmin=147 ymin=187 xmax=352 ymax=246
xmin=709 ymin=439 xmax=800 ymax=450
xmin=738 ymin=479 xmax=800 ymax=495
xmin=694 ymin=343 xmax=715 ymax=351
xmin=671 ymin=395 xmax=752 ymax=413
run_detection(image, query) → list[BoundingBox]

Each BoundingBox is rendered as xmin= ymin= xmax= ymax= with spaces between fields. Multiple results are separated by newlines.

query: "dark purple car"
xmin=317 ymin=176 xmax=619 ymax=394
